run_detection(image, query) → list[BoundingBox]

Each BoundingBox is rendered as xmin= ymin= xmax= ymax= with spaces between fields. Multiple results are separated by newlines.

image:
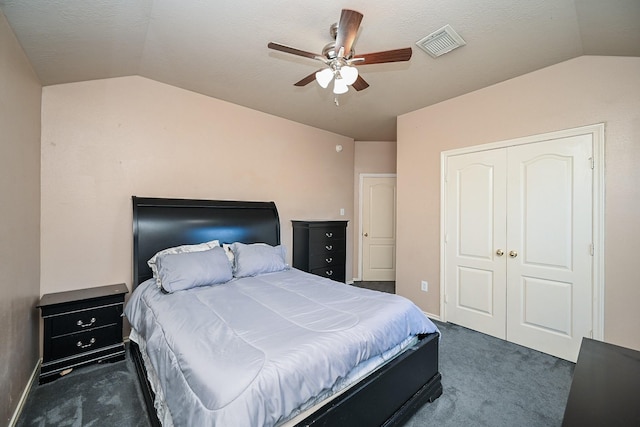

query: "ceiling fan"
xmin=268 ymin=9 xmax=412 ymax=97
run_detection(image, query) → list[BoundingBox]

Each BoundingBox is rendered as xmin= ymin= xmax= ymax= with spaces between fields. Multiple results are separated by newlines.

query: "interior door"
xmin=444 ymin=150 xmax=507 ymax=339
xmin=506 ymin=135 xmax=593 ymax=361
xmin=362 ymin=176 xmax=397 ymax=281
xmin=444 ymin=134 xmax=594 ymax=362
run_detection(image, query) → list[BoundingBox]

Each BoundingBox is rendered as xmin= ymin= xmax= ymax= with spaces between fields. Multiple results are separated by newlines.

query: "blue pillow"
xmin=147 ymin=240 xmax=220 ymax=288
xmin=155 ymin=246 xmax=232 ymax=293
xmin=231 ymin=242 xmax=288 ymax=278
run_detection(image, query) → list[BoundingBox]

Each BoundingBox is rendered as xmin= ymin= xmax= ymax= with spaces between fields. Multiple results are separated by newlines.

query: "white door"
xmin=444 ymin=149 xmax=507 ymax=339
xmin=362 ymin=176 xmax=397 ymax=281
xmin=445 ymin=135 xmax=593 ymax=361
xmin=506 ymin=135 xmax=593 ymax=361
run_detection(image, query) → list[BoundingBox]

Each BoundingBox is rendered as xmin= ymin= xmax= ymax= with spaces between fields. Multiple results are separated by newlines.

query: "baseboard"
xmin=424 ymin=311 xmax=442 ymax=322
xmin=8 ymin=359 xmax=40 ymax=427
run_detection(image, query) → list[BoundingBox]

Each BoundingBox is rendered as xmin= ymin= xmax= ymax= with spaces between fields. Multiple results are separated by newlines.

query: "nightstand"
xmin=37 ymin=283 xmax=128 ymax=384
xmin=292 ymin=220 xmax=348 ymax=283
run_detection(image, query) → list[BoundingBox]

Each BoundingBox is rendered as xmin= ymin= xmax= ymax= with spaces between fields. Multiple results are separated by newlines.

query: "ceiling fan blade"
xmin=352 ymin=75 xmax=370 ymax=91
xmin=268 ymin=42 xmax=319 ymax=60
xmin=294 ymin=71 xmax=321 ymax=87
xmin=335 ymin=9 xmax=363 ymax=58
xmin=353 ymin=47 xmax=412 ymax=65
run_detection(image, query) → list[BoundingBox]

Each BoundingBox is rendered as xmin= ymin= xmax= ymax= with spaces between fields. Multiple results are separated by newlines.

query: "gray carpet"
xmin=16 ymin=351 xmax=150 ymax=427
xmin=352 ymin=281 xmax=395 ymax=293
xmin=406 ymin=321 xmax=574 ymax=427
xmin=16 ymin=321 xmax=574 ymax=426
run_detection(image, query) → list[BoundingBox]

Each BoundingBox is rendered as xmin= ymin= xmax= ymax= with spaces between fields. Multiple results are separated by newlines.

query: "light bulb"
xmin=315 ymin=68 xmax=334 ymax=89
xmin=333 ymin=78 xmax=349 ymax=94
xmin=340 ymin=66 xmax=358 ymax=85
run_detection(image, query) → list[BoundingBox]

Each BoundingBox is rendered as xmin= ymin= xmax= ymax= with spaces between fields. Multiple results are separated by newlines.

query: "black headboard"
xmin=132 ymin=196 xmax=281 ymax=288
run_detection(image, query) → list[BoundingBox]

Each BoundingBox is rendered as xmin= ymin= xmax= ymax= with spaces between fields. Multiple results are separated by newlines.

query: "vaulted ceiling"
xmin=2 ymin=0 xmax=639 ymax=140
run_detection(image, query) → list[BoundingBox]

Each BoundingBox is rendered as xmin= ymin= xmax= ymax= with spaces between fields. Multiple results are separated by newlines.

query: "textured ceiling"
xmin=2 ymin=0 xmax=639 ymax=140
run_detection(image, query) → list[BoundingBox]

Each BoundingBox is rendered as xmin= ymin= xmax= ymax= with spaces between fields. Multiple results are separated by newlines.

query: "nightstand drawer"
xmin=50 ymin=325 xmax=122 ymax=360
xmin=309 ymin=251 xmax=345 ymax=269
xmin=50 ymin=304 xmax=122 ymax=337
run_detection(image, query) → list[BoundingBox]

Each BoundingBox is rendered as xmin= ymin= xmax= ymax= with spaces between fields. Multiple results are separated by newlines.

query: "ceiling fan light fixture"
xmin=333 ymin=77 xmax=349 ymax=94
xmin=268 ymin=8 xmax=413 ymax=99
xmin=316 ymin=68 xmax=334 ymax=88
xmin=340 ymin=65 xmax=358 ymax=85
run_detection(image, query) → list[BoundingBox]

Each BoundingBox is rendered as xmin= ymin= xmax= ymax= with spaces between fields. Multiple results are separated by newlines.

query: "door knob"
xmin=496 ymin=249 xmax=504 ymax=256
xmin=363 ymin=232 xmax=368 ymax=237
xmin=509 ymin=250 xmax=518 ymax=258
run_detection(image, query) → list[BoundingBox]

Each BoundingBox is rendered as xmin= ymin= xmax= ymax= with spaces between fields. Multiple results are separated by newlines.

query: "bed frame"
xmin=130 ymin=196 xmax=442 ymax=426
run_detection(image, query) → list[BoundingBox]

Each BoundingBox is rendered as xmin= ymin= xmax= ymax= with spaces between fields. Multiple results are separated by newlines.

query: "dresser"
xmin=37 ymin=283 xmax=128 ymax=384
xmin=292 ymin=220 xmax=348 ymax=283
xmin=562 ymin=338 xmax=640 ymax=426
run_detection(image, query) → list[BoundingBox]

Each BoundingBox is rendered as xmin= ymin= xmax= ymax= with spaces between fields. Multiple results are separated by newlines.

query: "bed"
xmin=127 ymin=196 xmax=442 ymax=426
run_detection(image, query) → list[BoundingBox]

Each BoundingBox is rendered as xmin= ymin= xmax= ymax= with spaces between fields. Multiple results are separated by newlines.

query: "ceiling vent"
xmin=416 ymin=24 xmax=466 ymax=58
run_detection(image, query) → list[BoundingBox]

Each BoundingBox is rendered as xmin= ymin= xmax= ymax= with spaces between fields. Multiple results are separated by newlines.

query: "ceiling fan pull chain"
xmin=334 ymin=97 xmax=339 ymax=106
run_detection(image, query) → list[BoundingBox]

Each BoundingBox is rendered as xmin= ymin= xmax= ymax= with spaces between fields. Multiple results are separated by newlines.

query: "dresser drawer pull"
xmin=325 ymin=245 xmax=333 ymax=251
xmin=325 ymin=270 xmax=334 ymax=276
xmin=325 ymin=232 xmax=333 ymax=238
xmin=325 ymin=257 xmax=333 ymax=264
xmin=77 ymin=318 xmax=97 ymax=328
xmin=76 ymin=338 xmax=96 ymax=349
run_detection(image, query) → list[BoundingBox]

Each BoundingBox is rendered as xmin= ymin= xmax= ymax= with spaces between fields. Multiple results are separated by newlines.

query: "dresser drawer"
xmin=309 ymin=239 xmax=345 ymax=256
xmin=309 ymin=227 xmax=346 ymax=247
xmin=309 ymin=251 xmax=345 ymax=270
xmin=49 ymin=325 xmax=122 ymax=360
xmin=311 ymin=265 xmax=345 ymax=282
xmin=50 ymin=304 xmax=122 ymax=337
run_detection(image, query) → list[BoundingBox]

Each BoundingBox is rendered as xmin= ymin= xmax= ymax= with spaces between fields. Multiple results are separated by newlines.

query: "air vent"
xmin=416 ymin=24 xmax=466 ymax=58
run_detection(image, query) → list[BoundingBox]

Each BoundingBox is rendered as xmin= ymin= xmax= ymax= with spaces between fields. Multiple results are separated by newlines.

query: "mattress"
xmin=125 ymin=268 xmax=439 ymax=426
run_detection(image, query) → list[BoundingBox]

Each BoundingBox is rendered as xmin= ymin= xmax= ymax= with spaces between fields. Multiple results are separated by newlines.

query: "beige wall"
xmin=41 ymin=76 xmax=354 ymax=298
xmin=397 ymin=56 xmax=640 ymax=351
xmin=0 ymin=11 xmax=42 ymax=424
xmin=352 ymin=141 xmax=397 ymax=279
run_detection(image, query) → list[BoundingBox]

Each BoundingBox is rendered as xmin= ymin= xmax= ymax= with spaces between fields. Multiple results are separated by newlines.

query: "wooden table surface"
xmin=562 ymin=338 xmax=640 ymax=426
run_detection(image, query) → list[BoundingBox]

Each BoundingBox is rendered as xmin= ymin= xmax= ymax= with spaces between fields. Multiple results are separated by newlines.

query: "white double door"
xmin=444 ymin=134 xmax=593 ymax=362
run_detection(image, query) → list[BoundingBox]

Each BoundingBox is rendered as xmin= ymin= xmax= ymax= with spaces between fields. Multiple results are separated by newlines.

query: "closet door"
xmin=444 ymin=134 xmax=594 ymax=362
xmin=505 ymin=135 xmax=593 ymax=361
xmin=444 ymin=149 xmax=507 ymax=339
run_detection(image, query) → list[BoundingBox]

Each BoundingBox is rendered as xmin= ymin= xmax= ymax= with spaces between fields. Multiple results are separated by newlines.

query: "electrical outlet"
xmin=340 ymin=208 xmax=345 ymax=216
xmin=421 ymin=280 xmax=428 ymax=292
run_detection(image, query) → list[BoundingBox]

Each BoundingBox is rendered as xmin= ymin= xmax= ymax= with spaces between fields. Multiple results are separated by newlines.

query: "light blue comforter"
xmin=125 ymin=268 xmax=438 ymax=426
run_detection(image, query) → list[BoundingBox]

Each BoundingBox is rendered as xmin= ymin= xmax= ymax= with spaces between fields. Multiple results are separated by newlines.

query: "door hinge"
xmin=444 ymin=293 xmax=448 ymax=304
xmin=589 ymin=157 xmax=594 ymax=169
xmin=589 ymin=243 xmax=594 ymax=256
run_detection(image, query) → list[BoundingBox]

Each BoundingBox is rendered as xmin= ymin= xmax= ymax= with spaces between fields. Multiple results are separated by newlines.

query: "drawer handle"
xmin=325 ymin=257 xmax=333 ymax=264
xmin=77 ymin=317 xmax=96 ymax=328
xmin=76 ymin=338 xmax=96 ymax=349
xmin=325 ymin=245 xmax=333 ymax=251
xmin=325 ymin=232 xmax=333 ymax=238
xmin=325 ymin=270 xmax=333 ymax=276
